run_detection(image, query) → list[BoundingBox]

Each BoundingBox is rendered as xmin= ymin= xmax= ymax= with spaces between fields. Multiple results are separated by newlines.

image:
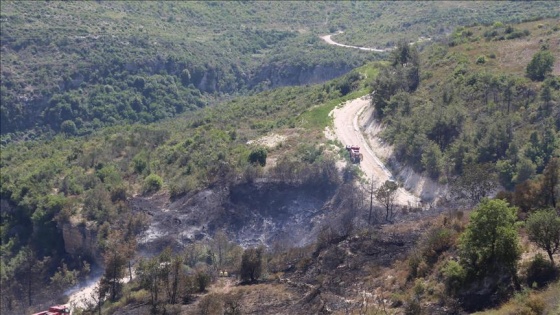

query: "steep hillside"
xmin=0 ymin=63 xmax=378 ymax=313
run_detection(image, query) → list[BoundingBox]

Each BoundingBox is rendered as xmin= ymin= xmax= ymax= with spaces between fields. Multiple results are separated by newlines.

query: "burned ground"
xmin=132 ymin=180 xmax=338 ymax=254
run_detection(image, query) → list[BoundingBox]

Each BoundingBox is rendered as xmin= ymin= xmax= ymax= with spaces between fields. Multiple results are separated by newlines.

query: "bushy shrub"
xmin=423 ymin=227 xmax=455 ymax=264
xmin=144 ymin=174 xmax=163 ymax=193
xmin=404 ymin=297 xmax=422 ymax=315
xmin=525 ymin=253 xmax=558 ymax=288
xmin=60 ymin=120 xmax=77 ymax=135
xmin=196 ymin=270 xmax=211 ymax=292
xmin=132 ymin=151 xmax=148 ymax=174
xmin=248 ymin=147 xmax=267 ymax=166
xmin=240 ymin=247 xmax=263 ymax=282
xmin=198 ymin=293 xmax=223 ymax=315
xmin=441 ymin=260 xmax=466 ymax=296
xmin=526 ymin=50 xmax=555 ymax=81
xmin=525 ymin=294 xmax=545 ymax=315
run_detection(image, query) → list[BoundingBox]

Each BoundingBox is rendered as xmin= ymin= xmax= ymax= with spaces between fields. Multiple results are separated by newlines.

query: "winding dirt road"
xmin=320 ymin=31 xmax=431 ymax=53
xmin=328 ymin=96 xmax=420 ymax=206
xmin=320 ymin=32 xmax=388 ymax=52
xmin=321 ymin=30 xmax=426 ymax=206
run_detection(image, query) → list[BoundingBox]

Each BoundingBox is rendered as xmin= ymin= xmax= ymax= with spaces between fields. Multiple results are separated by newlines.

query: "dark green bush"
xmin=525 ymin=253 xmax=558 ymax=288
xmin=248 ymin=147 xmax=267 ymax=166
xmin=442 ymin=260 xmax=466 ymax=296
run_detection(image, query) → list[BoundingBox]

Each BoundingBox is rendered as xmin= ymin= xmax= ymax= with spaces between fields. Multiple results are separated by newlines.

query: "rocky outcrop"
xmin=61 ymin=220 xmax=102 ymax=266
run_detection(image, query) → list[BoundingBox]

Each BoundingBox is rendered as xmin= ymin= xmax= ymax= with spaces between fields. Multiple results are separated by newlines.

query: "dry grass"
xmin=462 ymin=20 xmax=560 ymax=76
xmin=181 ymin=281 xmax=301 ymax=315
xmin=472 ymin=281 xmax=560 ymax=315
xmin=422 ymin=18 xmax=560 ymax=90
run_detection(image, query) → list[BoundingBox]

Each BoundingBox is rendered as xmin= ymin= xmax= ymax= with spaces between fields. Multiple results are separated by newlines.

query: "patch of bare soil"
xmin=246 ymin=133 xmax=287 ymax=148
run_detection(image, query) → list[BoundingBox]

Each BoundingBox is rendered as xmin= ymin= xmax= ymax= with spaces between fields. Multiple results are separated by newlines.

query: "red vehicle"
xmin=346 ymin=145 xmax=363 ymax=163
xmin=32 ymin=305 xmax=71 ymax=315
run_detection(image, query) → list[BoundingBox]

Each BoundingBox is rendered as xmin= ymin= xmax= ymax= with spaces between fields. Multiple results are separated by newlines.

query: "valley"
xmin=1 ymin=2 xmax=559 ymax=315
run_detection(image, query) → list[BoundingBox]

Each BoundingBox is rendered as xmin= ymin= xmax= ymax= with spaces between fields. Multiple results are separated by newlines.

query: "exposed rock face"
xmin=61 ymin=221 xmax=102 ymax=266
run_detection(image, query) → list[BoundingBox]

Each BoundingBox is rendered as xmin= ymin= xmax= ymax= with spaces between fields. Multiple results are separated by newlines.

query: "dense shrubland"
xmin=371 ymin=20 xmax=560 ymax=191
xmin=1 ymin=1 xmax=378 ymax=139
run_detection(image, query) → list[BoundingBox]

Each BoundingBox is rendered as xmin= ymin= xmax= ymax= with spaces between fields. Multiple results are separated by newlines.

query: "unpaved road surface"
xmin=320 ymin=31 xmax=431 ymax=53
xmin=328 ymin=96 xmax=420 ymax=206
xmin=320 ymin=32 xmax=387 ymax=52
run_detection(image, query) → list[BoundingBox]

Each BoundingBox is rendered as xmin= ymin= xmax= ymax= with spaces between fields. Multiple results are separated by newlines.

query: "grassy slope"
xmin=422 ymin=19 xmax=560 ymax=83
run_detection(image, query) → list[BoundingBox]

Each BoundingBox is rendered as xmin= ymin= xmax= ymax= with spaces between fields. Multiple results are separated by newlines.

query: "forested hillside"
xmin=1 ymin=2 xmax=560 ymax=314
xmin=2 ymin=2 xmax=558 ymax=140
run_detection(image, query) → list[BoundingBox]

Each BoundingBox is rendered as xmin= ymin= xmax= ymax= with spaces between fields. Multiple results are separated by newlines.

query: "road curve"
xmin=320 ymin=31 xmax=432 ymax=53
xmin=328 ymin=96 xmax=419 ymax=206
xmin=320 ymin=32 xmax=388 ymax=52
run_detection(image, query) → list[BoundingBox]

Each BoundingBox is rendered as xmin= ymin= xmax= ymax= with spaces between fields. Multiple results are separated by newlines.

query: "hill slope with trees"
xmin=1 ymin=3 xmax=560 ymax=314
xmin=371 ymin=19 xmax=560 ymax=194
xmin=2 ymin=1 xmax=558 ymax=140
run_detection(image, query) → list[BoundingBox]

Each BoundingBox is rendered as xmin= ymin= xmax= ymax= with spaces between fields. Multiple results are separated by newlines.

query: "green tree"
xmin=540 ymin=157 xmax=559 ymax=209
xmin=60 ymin=120 xmax=77 ymax=135
xmin=248 ymin=147 xmax=267 ymax=167
xmin=136 ymin=257 xmax=161 ymax=307
xmin=421 ymin=141 xmax=443 ymax=179
xmin=526 ymin=209 xmax=560 ymax=265
xmin=459 ymin=199 xmax=520 ymax=279
xmin=99 ymin=230 xmax=129 ymax=302
xmin=526 ymin=50 xmax=555 ymax=81
xmin=209 ymin=230 xmax=233 ymax=269
xmin=131 ymin=150 xmax=149 ymax=174
xmin=195 ymin=268 xmax=211 ymax=292
xmin=452 ymin=163 xmax=498 ymax=206
xmin=441 ymin=260 xmax=466 ymax=296
xmin=513 ymin=178 xmax=542 ymax=213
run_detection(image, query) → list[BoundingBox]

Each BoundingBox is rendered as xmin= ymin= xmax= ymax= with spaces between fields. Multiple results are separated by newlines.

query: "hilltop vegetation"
xmin=372 ymin=19 xmax=560 ymax=192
